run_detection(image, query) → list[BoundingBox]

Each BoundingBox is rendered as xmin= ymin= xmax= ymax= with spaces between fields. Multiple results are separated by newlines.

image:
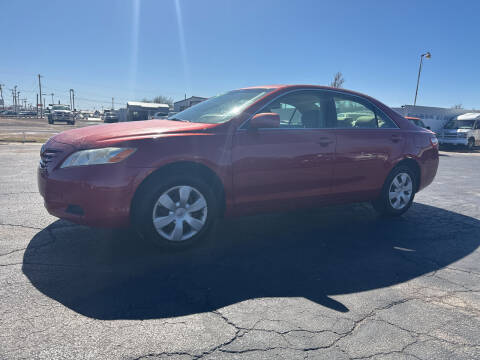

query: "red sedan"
xmin=38 ymin=85 xmax=439 ymax=249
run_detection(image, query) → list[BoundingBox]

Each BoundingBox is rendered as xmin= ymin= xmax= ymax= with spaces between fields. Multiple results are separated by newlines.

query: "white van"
xmin=438 ymin=113 xmax=480 ymax=150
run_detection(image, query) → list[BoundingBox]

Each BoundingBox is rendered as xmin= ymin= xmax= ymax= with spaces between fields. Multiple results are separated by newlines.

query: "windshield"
xmin=168 ymin=89 xmax=273 ymax=124
xmin=444 ymin=119 xmax=475 ymax=129
xmin=52 ymin=105 xmax=70 ymax=111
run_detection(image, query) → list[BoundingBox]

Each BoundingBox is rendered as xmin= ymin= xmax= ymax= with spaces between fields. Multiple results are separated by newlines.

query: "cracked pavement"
xmin=1 ymin=143 xmax=480 ymax=359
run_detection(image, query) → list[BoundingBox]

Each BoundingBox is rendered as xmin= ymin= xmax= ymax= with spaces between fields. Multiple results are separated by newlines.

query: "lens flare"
xmin=129 ymin=0 xmax=141 ymax=99
xmin=175 ymin=0 xmax=190 ymax=92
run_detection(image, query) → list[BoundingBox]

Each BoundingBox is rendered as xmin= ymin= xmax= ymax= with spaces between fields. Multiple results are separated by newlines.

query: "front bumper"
xmin=438 ymin=137 xmax=468 ymax=146
xmin=38 ymin=164 xmax=150 ymax=228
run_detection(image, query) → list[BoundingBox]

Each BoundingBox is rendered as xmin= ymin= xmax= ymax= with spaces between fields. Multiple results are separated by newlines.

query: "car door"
xmin=330 ymin=94 xmax=404 ymax=200
xmin=232 ymin=90 xmax=336 ymax=215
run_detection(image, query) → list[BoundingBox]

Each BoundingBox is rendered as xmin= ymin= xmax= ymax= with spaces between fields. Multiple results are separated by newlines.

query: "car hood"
xmin=52 ymin=110 xmax=71 ymax=113
xmin=52 ymin=119 xmax=218 ymax=147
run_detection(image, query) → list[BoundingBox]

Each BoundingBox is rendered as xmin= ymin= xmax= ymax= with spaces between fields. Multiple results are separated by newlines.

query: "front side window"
xmin=334 ymin=97 xmax=396 ymax=129
xmin=168 ymin=88 xmax=273 ymax=124
xmin=258 ymin=91 xmax=331 ymax=129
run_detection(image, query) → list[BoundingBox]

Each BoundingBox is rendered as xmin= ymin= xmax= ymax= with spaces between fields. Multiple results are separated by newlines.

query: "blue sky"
xmin=1 ymin=0 xmax=479 ymax=110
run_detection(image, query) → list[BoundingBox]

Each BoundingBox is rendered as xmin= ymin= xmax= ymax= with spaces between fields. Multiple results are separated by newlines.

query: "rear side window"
xmin=334 ymin=96 xmax=397 ymax=129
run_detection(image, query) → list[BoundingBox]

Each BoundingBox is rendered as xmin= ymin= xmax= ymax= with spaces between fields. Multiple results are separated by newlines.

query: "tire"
xmin=467 ymin=138 xmax=475 ymax=151
xmin=132 ymin=174 xmax=217 ymax=250
xmin=372 ymin=165 xmax=417 ymax=217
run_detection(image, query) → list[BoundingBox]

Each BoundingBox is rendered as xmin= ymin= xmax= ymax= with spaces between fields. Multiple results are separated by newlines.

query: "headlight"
xmin=61 ymin=147 xmax=136 ymax=168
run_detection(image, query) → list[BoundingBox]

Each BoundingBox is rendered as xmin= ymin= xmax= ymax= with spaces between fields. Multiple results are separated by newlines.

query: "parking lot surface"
xmin=1 ymin=143 xmax=480 ymax=359
xmin=0 ymin=116 xmax=100 ymax=142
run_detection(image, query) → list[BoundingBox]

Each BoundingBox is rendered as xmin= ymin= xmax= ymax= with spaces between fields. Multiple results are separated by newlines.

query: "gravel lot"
xmin=1 ymin=143 xmax=480 ymax=359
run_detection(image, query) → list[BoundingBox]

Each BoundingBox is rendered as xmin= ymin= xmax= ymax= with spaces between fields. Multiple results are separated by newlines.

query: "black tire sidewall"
xmin=467 ymin=138 xmax=474 ymax=150
xmin=133 ymin=175 xmax=217 ymax=249
xmin=374 ymin=165 xmax=416 ymax=216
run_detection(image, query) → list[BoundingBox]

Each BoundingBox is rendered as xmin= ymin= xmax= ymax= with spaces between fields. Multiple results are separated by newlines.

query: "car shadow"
xmin=23 ymin=202 xmax=480 ymax=320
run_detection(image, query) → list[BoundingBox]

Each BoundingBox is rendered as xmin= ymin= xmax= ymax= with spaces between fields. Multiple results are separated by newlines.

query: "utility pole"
xmin=38 ymin=74 xmax=43 ymax=117
xmin=414 ymin=52 xmax=431 ymax=106
xmin=14 ymin=86 xmax=18 ymax=116
xmin=11 ymin=89 xmax=15 ymax=112
xmin=50 ymin=93 xmax=54 ymax=105
xmin=0 ymin=84 xmax=4 ymax=110
xmin=69 ymin=89 xmax=75 ymax=111
xmin=112 ymin=97 xmax=114 ymax=110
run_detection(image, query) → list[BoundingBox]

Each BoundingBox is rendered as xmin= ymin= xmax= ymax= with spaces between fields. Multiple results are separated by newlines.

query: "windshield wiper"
xmin=168 ymin=118 xmax=191 ymax=122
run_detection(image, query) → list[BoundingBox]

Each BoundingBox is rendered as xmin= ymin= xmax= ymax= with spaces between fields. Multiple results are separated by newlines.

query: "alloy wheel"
xmin=152 ymin=185 xmax=208 ymax=241
xmin=388 ymin=173 xmax=413 ymax=210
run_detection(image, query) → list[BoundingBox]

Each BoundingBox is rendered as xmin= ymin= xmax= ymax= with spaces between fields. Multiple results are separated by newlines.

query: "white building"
xmin=392 ymin=105 xmax=480 ymax=133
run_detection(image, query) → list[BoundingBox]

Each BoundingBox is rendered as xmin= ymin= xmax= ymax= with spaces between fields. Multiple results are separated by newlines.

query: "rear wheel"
xmin=132 ymin=175 xmax=217 ymax=249
xmin=372 ymin=165 xmax=416 ymax=216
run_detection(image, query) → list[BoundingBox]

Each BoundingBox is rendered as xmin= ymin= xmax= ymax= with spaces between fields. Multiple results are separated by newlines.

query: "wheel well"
xmin=131 ymin=161 xmax=226 ymax=218
xmin=395 ymin=158 xmax=421 ymax=192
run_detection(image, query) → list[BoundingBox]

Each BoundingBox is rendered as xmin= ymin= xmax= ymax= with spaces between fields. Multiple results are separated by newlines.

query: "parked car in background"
xmin=1 ymin=110 xmax=17 ymax=116
xmin=406 ymin=116 xmax=430 ymax=130
xmin=48 ymin=105 xmax=74 ymax=125
xmin=104 ymin=111 xmax=119 ymax=123
xmin=150 ymin=111 xmax=169 ymax=119
xmin=38 ymin=85 xmax=439 ymax=250
xmin=437 ymin=113 xmax=480 ymax=150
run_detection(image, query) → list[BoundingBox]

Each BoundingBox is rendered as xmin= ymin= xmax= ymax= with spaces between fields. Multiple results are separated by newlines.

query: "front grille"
xmin=40 ymin=148 xmax=63 ymax=169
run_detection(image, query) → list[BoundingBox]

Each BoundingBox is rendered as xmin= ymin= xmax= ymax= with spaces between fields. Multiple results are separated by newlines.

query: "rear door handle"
xmin=391 ymin=134 xmax=403 ymax=143
xmin=317 ymin=139 xmax=333 ymax=146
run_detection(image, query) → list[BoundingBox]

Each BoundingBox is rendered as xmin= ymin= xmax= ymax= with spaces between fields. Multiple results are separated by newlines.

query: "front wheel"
xmin=132 ymin=175 xmax=217 ymax=250
xmin=467 ymin=138 xmax=475 ymax=151
xmin=372 ymin=165 xmax=416 ymax=216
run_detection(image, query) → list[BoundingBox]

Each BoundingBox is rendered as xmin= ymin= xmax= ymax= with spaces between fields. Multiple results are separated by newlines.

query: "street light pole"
xmin=414 ymin=52 xmax=431 ymax=106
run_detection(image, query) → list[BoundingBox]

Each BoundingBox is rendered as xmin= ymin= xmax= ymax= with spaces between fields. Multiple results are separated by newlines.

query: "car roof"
xmin=240 ymin=84 xmax=379 ymax=100
xmin=456 ymin=112 xmax=480 ymax=120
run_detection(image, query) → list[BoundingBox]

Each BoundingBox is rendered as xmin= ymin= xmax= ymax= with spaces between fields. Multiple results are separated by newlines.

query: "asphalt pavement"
xmin=1 ymin=143 xmax=479 ymax=359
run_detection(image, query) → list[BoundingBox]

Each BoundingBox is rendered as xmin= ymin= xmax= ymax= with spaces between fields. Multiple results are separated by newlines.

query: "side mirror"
xmin=249 ymin=113 xmax=280 ymax=130
xmin=426 ymin=126 xmax=431 ymax=130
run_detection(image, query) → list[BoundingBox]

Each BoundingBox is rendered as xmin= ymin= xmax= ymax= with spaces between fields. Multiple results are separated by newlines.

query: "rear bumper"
xmin=438 ymin=138 xmax=468 ymax=146
xmin=38 ymin=165 xmax=151 ymax=228
xmin=417 ymin=148 xmax=439 ymax=192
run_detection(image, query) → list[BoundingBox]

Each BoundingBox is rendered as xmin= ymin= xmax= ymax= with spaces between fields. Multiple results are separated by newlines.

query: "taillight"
xmin=430 ymin=136 xmax=439 ymax=147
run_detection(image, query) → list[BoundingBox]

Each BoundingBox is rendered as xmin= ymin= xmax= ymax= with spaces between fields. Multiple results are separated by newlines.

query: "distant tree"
xmin=330 ymin=72 xmax=345 ymax=88
xmin=141 ymin=95 xmax=174 ymax=106
xmin=451 ymin=104 xmax=463 ymax=109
